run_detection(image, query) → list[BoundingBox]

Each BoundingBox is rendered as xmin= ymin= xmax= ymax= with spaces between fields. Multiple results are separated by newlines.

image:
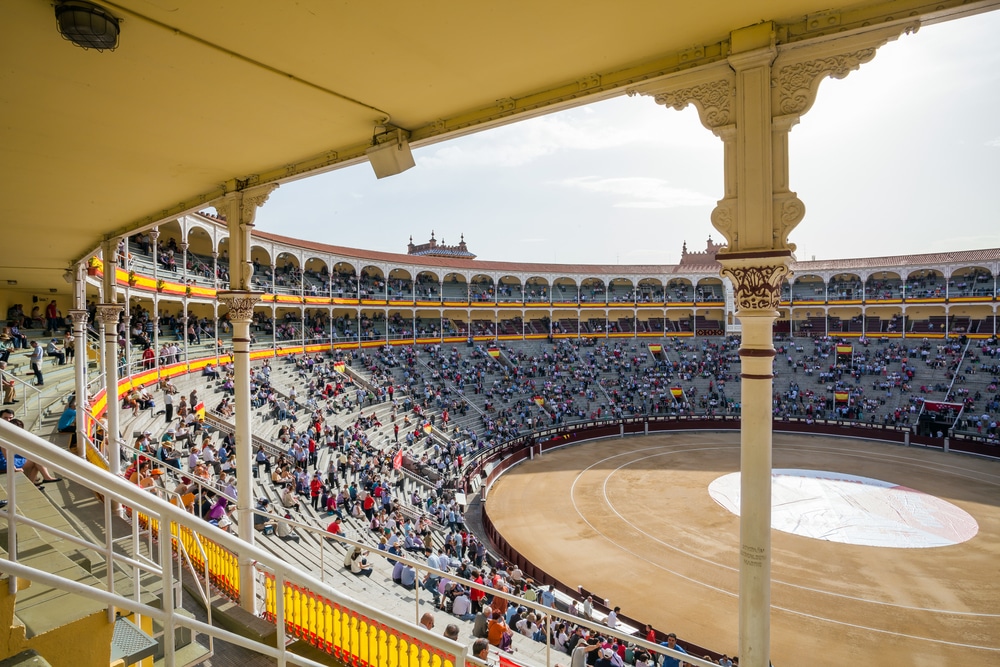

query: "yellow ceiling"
xmin=2 ymin=0 xmax=998 ymax=296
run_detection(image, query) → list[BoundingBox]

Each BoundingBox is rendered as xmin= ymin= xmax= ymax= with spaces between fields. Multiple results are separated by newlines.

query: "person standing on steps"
xmin=28 ymin=341 xmax=44 ymax=386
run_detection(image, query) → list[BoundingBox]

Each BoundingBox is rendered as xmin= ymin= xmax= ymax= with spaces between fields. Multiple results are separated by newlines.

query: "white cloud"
xmin=418 ymin=97 xmax=715 ymax=170
xmin=987 ymin=137 xmax=1000 ymax=148
xmin=557 ymin=176 xmax=715 ymax=209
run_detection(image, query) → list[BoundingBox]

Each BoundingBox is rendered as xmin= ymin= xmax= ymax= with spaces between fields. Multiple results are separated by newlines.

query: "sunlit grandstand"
xmin=3 ymin=3 xmax=1000 ymax=667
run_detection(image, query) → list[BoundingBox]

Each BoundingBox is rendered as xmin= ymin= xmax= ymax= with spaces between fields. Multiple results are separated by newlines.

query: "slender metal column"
xmin=96 ymin=303 xmax=124 ymax=473
xmin=214 ymin=182 xmax=276 ymax=613
xmin=718 ymin=255 xmax=789 ymax=667
xmin=69 ymin=308 xmax=90 ymax=458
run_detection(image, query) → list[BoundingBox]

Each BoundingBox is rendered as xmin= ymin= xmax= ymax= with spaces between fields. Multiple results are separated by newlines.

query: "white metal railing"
xmin=250 ymin=510 xmax=711 ymax=667
xmin=2 ymin=370 xmax=42 ymax=422
xmin=0 ymin=419 xmax=463 ymax=667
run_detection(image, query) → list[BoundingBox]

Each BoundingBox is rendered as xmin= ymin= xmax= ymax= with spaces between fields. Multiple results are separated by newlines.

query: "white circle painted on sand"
xmin=708 ymin=469 xmax=978 ymax=548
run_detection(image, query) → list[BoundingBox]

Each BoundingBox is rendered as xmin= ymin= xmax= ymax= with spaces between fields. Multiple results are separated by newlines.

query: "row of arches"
xmin=123 ymin=230 xmax=728 ymax=305
xmin=787 ymin=268 xmax=997 ymax=301
xmin=123 ymin=217 xmax=998 ymax=311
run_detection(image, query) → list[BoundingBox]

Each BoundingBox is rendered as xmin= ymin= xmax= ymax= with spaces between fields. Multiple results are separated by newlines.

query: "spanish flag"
xmin=422 ymin=422 xmax=432 ymax=434
xmin=670 ymin=387 xmax=684 ymax=398
xmin=533 ymin=396 xmax=545 ymax=407
xmin=333 ymin=360 xmax=346 ymax=373
xmin=834 ymin=391 xmax=849 ymax=403
xmin=487 ymin=347 xmax=500 ymax=358
xmin=648 ymin=344 xmax=662 ymax=354
xmin=836 ymin=345 xmax=852 ymax=355
xmin=392 ymin=450 xmax=403 ymax=470
xmin=194 ymin=401 xmax=206 ymax=420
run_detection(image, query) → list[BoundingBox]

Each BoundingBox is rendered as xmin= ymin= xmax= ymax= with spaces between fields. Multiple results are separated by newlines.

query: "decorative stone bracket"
xmin=212 ymin=183 xmax=278 ymax=292
xmin=628 ymin=20 xmax=919 ymax=256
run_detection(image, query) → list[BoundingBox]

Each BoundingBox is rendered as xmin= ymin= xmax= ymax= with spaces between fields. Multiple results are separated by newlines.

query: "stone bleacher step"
xmin=0 ymin=475 xmax=106 ymax=638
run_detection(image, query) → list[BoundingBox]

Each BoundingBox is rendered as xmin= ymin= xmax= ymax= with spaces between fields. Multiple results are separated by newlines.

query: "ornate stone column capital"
xmin=718 ymin=252 xmax=792 ymax=314
xmin=68 ymin=309 xmax=90 ymax=325
xmin=148 ymin=228 xmax=160 ymax=241
xmin=212 ymin=182 xmax=278 ymax=227
xmin=95 ymin=303 xmax=124 ymax=327
xmin=218 ymin=291 xmax=262 ymax=324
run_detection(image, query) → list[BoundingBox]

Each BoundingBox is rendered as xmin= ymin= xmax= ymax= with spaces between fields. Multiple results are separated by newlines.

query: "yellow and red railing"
xmin=263 ymin=574 xmax=456 ymax=667
xmin=134 ymin=512 xmax=241 ymax=601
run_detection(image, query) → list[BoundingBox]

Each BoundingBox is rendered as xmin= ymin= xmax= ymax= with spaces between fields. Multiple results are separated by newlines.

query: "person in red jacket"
xmin=310 ymin=473 xmax=323 ymax=511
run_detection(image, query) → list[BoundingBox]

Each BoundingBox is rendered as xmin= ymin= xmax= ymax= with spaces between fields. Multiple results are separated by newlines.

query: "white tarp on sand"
xmin=708 ymin=469 xmax=979 ymax=548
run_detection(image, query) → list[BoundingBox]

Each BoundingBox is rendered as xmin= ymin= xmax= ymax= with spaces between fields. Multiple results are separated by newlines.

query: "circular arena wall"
xmin=478 ymin=422 xmax=1000 ymax=666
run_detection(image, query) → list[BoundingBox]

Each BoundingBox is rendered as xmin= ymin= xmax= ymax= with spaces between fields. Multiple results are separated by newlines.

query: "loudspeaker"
xmin=365 ymin=136 xmax=415 ymax=179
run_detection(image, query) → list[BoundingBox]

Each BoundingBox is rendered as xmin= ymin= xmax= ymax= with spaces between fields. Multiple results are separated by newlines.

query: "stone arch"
xmin=581 ymin=277 xmax=606 ymax=303
xmin=865 ymin=270 xmax=902 ymax=300
xmin=360 ymin=265 xmax=385 ymax=299
xmin=827 ymin=272 xmax=862 ymax=302
xmin=525 ymin=276 xmax=549 ymax=303
xmin=387 ymin=268 xmax=414 ymax=301
xmin=497 ymin=275 xmax=522 ymax=303
xmin=905 ymin=268 xmax=946 ymax=299
xmin=695 ymin=277 xmax=725 ymax=303
xmin=304 ymin=256 xmax=329 ymax=295
xmin=416 ymin=270 xmax=443 ymax=301
xmin=665 ymin=278 xmax=693 ymax=302
xmin=552 ymin=277 xmax=578 ymax=303
xmin=608 ymin=278 xmax=634 ymax=303
xmin=331 ymin=262 xmax=357 ymax=299
xmin=790 ymin=273 xmax=824 ymax=301
xmin=441 ymin=272 xmax=467 ymax=302
xmin=637 ymin=278 xmax=664 ymax=303
xmin=950 ymin=265 xmax=994 ymax=297
xmin=470 ymin=274 xmax=495 ymax=303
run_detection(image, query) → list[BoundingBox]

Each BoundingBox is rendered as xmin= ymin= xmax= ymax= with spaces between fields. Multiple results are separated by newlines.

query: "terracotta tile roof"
xmin=791 ymin=248 xmax=1000 ymax=274
xmin=205 ymin=215 xmax=1000 ymax=278
xmin=250 ymin=228 xmax=708 ymax=277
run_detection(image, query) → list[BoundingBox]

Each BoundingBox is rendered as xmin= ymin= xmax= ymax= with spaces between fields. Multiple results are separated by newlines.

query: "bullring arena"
xmin=485 ymin=430 xmax=1000 ymax=666
xmin=5 ymin=4 xmax=1000 ymax=666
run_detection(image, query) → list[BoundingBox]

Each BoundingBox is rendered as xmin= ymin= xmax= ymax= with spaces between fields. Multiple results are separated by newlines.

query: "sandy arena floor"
xmin=484 ymin=432 xmax=1000 ymax=666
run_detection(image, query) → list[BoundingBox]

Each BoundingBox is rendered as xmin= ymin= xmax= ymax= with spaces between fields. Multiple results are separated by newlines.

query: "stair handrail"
xmin=1 ymin=366 xmax=42 ymax=421
xmin=0 ymin=418 xmax=468 ymax=667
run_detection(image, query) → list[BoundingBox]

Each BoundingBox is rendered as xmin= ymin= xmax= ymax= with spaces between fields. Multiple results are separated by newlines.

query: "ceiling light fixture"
xmin=55 ymin=1 xmax=120 ymax=52
xmin=365 ymin=126 xmax=415 ymax=179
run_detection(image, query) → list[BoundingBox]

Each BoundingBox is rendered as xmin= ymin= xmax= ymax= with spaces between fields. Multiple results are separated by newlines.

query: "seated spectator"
xmin=345 ymin=547 xmax=373 ymax=577
xmin=281 ymin=485 xmax=300 ymax=510
xmin=254 ymin=498 xmax=277 ymax=534
xmin=451 ymin=589 xmax=476 ymax=621
xmin=275 ymin=513 xmax=300 ymax=541
xmin=487 ymin=615 xmax=513 ymax=652
xmin=45 ymin=339 xmax=65 ymax=365
xmin=472 ymin=607 xmax=491 ymax=639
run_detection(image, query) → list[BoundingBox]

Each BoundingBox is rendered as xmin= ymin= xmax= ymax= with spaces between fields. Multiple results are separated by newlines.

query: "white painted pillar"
xmin=96 ymin=303 xmax=124 ymax=473
xmin=70 ymin=306 xmax=90 ymax=458
xmin=215 ymin=182 xmax=276 ymax=613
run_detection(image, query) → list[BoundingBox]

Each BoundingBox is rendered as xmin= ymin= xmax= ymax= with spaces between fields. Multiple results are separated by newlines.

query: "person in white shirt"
xmin=606 ymin=606 xmax=620 ymax=629
xmin=28 ymin=341 xmax=44 ymax=386
xmin=451 ymin=591 xmax=475 ymax=621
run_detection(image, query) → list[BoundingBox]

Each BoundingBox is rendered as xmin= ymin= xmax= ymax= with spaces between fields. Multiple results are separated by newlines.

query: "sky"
xmin=252 ymin=11 xmax=1000 ymax=267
